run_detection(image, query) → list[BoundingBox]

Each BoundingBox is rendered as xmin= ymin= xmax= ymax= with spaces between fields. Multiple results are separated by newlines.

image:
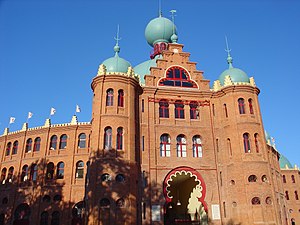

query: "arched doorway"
xmin=72 ymin=201 xmax=85 ymax=225
xmin=13 ymin=203 xmax=30 ymax=225
xmin=163 ymin=167 xmax=208 ymax=225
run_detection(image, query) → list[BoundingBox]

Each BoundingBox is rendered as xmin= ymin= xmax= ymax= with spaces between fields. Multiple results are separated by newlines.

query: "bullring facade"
xmin=0 ymin=10 xmax=299 ymax=225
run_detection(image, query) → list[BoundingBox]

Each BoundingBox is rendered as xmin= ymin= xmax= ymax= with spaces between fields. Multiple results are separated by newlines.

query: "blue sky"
xmin=1 ymin=0 xmax=300 ymax=165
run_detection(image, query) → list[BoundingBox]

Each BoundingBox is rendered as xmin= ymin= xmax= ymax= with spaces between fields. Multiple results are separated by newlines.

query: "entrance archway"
xmin=163 ymin=167 xmax=208 ymax=225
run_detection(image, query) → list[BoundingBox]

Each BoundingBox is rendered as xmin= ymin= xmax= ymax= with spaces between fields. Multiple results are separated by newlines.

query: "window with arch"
xmin=243 ymin=133 xmax=251 ymax=153
xmin=238 ymin=98 xmax=245 ymax=114
xmin=104 ymin=127 xmax=112 ymax=150
xmin=2 ymin=197 xmax=8 ymax=205
xmin=53 ymin=195 xmax=62 ymax=202
xmin=192 ymin=135 xmax=202 ymax=158
xmin=40 ymin=211 xmax=48 ymax=225
xmin=177 ymin=135 xmax=187 ymax=157
xmin=254 ymin=133 xmax=259 ymax=153
xmin=51 ymin=211 xmax=60 ymax=225
xmin=248 ymin=98 xmax=254 ymax=114
xmin=295 ymin=191 xmax=299 ymax=200
xmin=175 ymin=100 xmax=185 ymax=119
xmin=283 ymin=175 xmax=286 ymax=183
xmin=118 ymin=89 xmax=124 ymax=107
xmin=248 ymin=175 xmax=257 ymax=182
xmin=116 ymin=198 xmax=125 ymax=208
xmin=12 ymin=141 xmax=18 ymax=155
xmin=75 ymin=161 xmax=84 ymax=179
xmin=50 ymin=135 xmax=57 ymax=150
xmin=59 ymin=134 xmax=67 ymax=149
xmin=25 ymin=138 xmax=32 ymax=153
xmin=46 ymin=162 xmax=54 ymax=180
xmin=158 ymin=66 xmax=197 ymax=88
xmin=227 ymin=138 xmax=233 ymax=156
xmin=100 ymin=198 xmax=110 ymax=208
xmin=116 ymin=127 xmax=123 ymax=150
xmin=190 ymin=101 xmax=199 ymax=119
xmin=72 ymin=201 xmax=85 ymax=222
xmin=265 ymin=197 xmax=272 ymax=205
xmin=106 ymin=89 xmax=114 ymax=106
xmin=116 ymin=174 xmax=125 ymax=183
xmin=160 ymin=134 xmax=171 ymax=157
xmin=78 ymin=133 xmax=86 ymax=148
xmin=14 ymin=203 xmax=31 ymax=221
xmin=5 ymin=142 xmax=11 ymax=156
xmin=286 ymin=191 xmax=290 ymax=200
xmin=7 ymin=167 xmax=14 ymax=183
xmin=56 ymin=162 xmax=64 ymax=179
xmin=292 ymin=175 xmax=295 ymax=183
xmin=224 ymin=104 xmax=228 ymax=118
xmin=159 ymin=99 xmax=169 ymax=118
xmin=42 ymin=195 xmax=51 ymax=203
xmin=30 ymin=164 xmax=38 ymax=181
xmin=1 ymin=168 xmax=7 ymax=184
xmin=21 ymin=165 xmax=29 ymax=182
xmin=251 ymin=197 xmax=261 ymax=205
xmin=33 ymin=137 xmax=41 ymax=152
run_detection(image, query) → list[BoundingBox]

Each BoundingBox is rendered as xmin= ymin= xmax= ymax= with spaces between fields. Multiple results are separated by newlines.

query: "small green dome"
xmin=145 ymin=16 xmax=176 ymax=47
xmin=102 ymin=45 xmax=131 ymax=73
xmin=134 ymin=55 xmax=162 ymax=84
xmin=219 ymin=67 xmax=249 ymax=85
xmin=279 ymin=154 xmax=293 ymax=169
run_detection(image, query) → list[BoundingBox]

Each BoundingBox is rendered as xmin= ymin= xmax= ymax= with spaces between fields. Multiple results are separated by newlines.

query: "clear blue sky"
xmin=1 ymin=0 xmax=300 ymax=165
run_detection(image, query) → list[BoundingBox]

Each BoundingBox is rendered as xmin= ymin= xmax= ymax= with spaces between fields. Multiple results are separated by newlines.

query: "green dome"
xmin=134 ymin=55 xmax=162 ymax=84
xmin=279 ymin=154 xmax=293 ymax=169
xmin=219 ymin=67 xmax=249 ymax=86
xmin=102 ymin=45 xmax=131 ymax=73
xmin=145 ymin=16 xmax=176 ymax=47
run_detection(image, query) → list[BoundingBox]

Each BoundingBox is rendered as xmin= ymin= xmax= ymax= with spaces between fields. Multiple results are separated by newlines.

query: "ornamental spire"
xmin=158 ymin=0 xmax=162 ymax=17
xmin=170 ymin=10 xmax=178 ymax=43
xmin=113 ymin=24 xmax=121 ymax=55
xmin=225 ymin=36 xmax=233 ymax=68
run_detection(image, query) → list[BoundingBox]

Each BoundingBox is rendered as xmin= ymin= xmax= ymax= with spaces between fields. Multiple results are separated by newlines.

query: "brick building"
xmin=0 ymin=11 xmax=298 ymax=225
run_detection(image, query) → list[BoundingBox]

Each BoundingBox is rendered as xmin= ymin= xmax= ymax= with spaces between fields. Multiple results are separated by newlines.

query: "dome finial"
xmin=225 ymin=36 xmax=233 ymax=68
xmin=113 ymin=24 xmax=121 ymax=55
xmin=170 ymin=10 xmax=178 ymax=43
xmin=158 ymin=0 xmax=162 ymax=17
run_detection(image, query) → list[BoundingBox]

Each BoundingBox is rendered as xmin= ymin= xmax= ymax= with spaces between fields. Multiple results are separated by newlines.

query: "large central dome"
xmin=145 ymin=16 xmax=177 ymax=47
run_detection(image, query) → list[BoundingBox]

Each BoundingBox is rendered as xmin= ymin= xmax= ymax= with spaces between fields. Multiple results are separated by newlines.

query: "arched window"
xmin=227 ymin=138 xmax=232 ymax=156
xmin=292 ymin=175 xmax=295 ymax=183
xmin=50 ymin=135 xmax=57 ymax=150
xmin=243 ymin=133 xmax=251 ymax=153
xmin=177 ymin=135 xmax=187 ymax=157
xmin=295 ymin=191 xmax=299 ymax=200
xmin=251 ymin=197 xmax=261 ymax=205
xmin=104 ymin=127 xmax=112 ymax=150
xmin=116 ymin=198 xmax=125 ymax=208
xmin=75 ymin=161 xmax=84 ymax=179
xmin=223 ymin=104 xmax=228 ymax=118
xmin=248 ymin=175 xmax=257 ymax=182
xmin=116 ymin=174 xmax=125 ymax=183
xmin=118 ymin=89 xmax=124 ymax=107
xmin=248 ymin=98 xmax=254 ymax=114
xmin=101 ymin=173 xmax=111 ymax=182
xmin=254 ymin=133 xmax=259 ymax=153
xmin=160 ymin=134 xmax=171 ymax=157
xmin=175 ymin=100 xmax=185 ymax=119
xmin=159 ymin=100 xmax=169 ymax=118
xmin=42 ymin=195 xmax=51 ymax=203
xmin=283 ymin=175 xmax=286 ymax=183
xmin=21 ymin=165 xmax=29 ymax=182
xmin=25 ymin=138 xmax=32 ymax=153
xmin=5 ymin=142 xmax=11 ymax=156
xmin=190 ymin=101 xmax=199 ymax=119
xmin=106 ymin=89 xmax=114 ymax=106
xmin=286 ymin=191 xmax=289 ymax=200
xmin=12 ymin=141 xmax=18 ymax=155
xmin=56 ymin=162 xmax=64 ymax=179
xmin=53 ymin=195 xmax=62 ymax=202
xmin=78 ymin=133 xmax=86 ymax=148
xmin=238 ymin=98 xmax=245 ymax=114
xmin=51 ymin=211 xmax=60 ymax=225
xmin=34 ymin=137 xmax=41 ymax=152
xmin=30 ymin=164 xmax=38 ymax=181
xmin=7 ymin=166 xmax=14 ymax=183
xmin=116 ymin=127 xmax=123 ymax=150
xmin=192 ymin=135 xmax=202 ymax=157
xmin=40 ymin=211 xmax=48 ymax=225
xmin=0 ymin=168 xmax=6 ymax=184
xmin=14 ymin=203 xmax=30 ymax=221
xmin=46 ymin=162 xmax=54 ymax=180
xmin=72 ymin=201 xmax=84 ymax=224
xmin=59 ymin=134 xmax=67 ymax=149
xmin=100 ymin=198 xmax=110 ymax=208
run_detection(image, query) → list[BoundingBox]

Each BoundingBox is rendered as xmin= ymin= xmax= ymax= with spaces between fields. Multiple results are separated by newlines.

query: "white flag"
xmin=76 ymin=104 xmax=81 ymax=113
xmin=9 ymin=117 xmax=15 ymax=124
xmin=50 ymin=107 xmax=56 ymax=116
xmin=28 ymin=112 xmax=33 ymax=119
